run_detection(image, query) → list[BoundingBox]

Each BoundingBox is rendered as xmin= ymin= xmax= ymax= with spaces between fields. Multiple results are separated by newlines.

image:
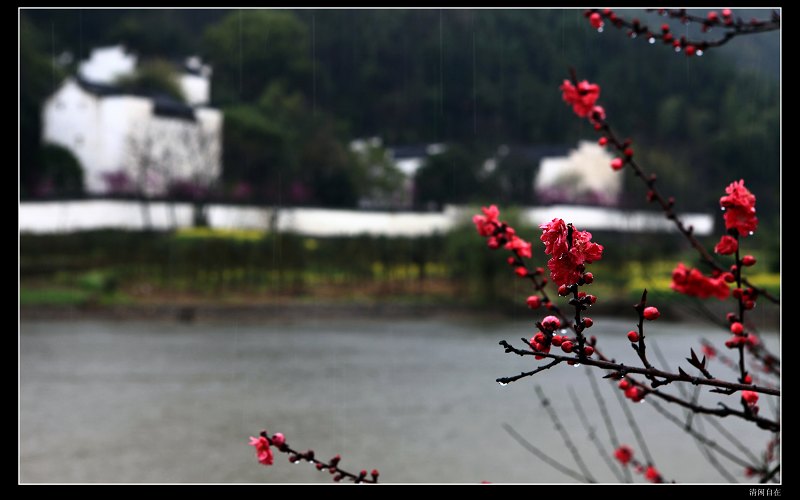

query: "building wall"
xmin=43 ymin=79 xmax=223 ymax=196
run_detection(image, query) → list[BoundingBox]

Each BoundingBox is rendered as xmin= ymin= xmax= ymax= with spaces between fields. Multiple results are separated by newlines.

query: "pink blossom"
xmin=714 ymin=235 xmax=738 ymax=255
xmin=539 ymin=218 xmax=569 ymax=256
xmin=670 ymin=263 xmax=730 ymax=300
xmin=560 ymin=79 xmax=601 ymax=118
xmin=249 ymin=436 xmax=274 ymax=466
xmin=720 ymin=180 xmax=758 ymax=236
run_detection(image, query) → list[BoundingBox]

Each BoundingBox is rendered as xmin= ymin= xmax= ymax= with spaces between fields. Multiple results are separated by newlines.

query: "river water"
xmin=19 ymin=318 xmax=779 ymax=483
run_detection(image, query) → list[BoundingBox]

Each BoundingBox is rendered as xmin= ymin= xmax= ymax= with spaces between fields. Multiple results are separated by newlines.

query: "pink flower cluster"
xmin=670 ymin=263 xmax=731 ymax=300
xmin=559 ymin=79 xmax=604 ymax=125
xmin=539 ymin=218 xmax=604 ymax=287
xmin=529 ymin=314 xmax=595 ymax=360
xmin=720 ymin=180 xmax=758 ymax=236
xmin=249 ymin=432 xmax=286 ymax=466
xmin=473 ymin=205 xmax=534 ymax=258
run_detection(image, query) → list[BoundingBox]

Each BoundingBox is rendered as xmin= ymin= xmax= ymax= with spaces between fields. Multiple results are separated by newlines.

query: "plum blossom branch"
xmin=561 ymin=73 xmax=778 ymax=306
xmin=497 ymin=339 xmax=779 ymax=397
xmin=585 ymin=8 xmax=780 ymax=57
xmin=249 ymin=431 xmax=379 ymax=483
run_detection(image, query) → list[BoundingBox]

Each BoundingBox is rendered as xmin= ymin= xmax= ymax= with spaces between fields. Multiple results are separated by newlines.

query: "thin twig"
xmin=644 ymin=399 xmax=754 ymax=470
xmin=692 ymin=417 xmax=738 ymax=483
xmin=585 ymin=368 xmax=632 ymax=483
xmin=569 ymin=386 xmax=625 ymax=482
xmin=610 ymin=377 xmax=654 ymax=465
xmin=502 ymin=423 xmax=589 ymax=483
xmin=535 ymin=385 xmax=596 ymax=483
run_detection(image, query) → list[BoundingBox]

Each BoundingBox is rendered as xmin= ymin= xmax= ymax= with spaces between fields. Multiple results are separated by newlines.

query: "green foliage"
xmin=39 ymin=144 xmax=84 ymax=195
xmin=20 ymin=14 xmax=64 ymax=196
xmin=20 ymin=9 xmax=779 ymax=214
xmin=203 ymin=10 xmax=310 ymax=105
xmin=115 ymin=59 xmax=186 ymax=102
xmin=415 ymin=145 xmax=495 ymax=208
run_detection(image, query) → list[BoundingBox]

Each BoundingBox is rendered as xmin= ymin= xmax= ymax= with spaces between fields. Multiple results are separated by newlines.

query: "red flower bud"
xmin=661 ymin=23 xmax=670 ymax=33
xmin=741 ymin=390 xmax=759 ymax=405
xmin=744 ymin=300 xmax=755 ymax=310
xmin=707 ymin=11 xmax=719 ymax=22
xmin=643 ymin=306 xmax=660 ymax=320
xmin=542 ymin=316 xmax=561 ymax=330
xmin=733 ymin=288 xmax=743 ymax=299
xmin=611 ymin=157 xmax=624 ymax=171
xmin=561 ymin=341 xmax=574 ymax=353
xmin=583 ymin=346 xmax=594 ymax=356
xmin=627 ymin=330 xmax=639 ymax=342
xmin=587 ymin=294 xmax=597 ymax=305
xmin=598 ymin=136 xmax=608 ymax=146
xmin=583 ymin=272 xmax=594 ymax=284
xmin=271 ymin=433 xmax=286 ymax=447
xmin=551 ymin=335 xmax=563 ymax=347
xmin=533 ymin=332 xmax=546 ymax=344
xmin=730 ymin=322 xmax=744 ymax=335
xmin=741 ymin=255 xmax=756 ymax=266
xmin=589 ymin=12 xmax=604 ymax=29
xmin=618 ymin=379 xmax=631 ymax=390
xmin=583 ymin=317 xmax=594 ymax=328
xmin=722 ymin=8 xmax=732 ymax=18
xmin=507 ymin=256 xmax=516 ymax=266
xmin=723 ymin=272 xmax=735 ymax=283
xmin=371 ymin=469 xmax=380 ymax=478
xmin=526 ymin=295 xmax=542 ymax=309
xmin=558 ymin=284 xmax=569 ymax=296
xmin=744 ymin=374 xmax=752 ymax=384
xmin=624 ymin=147 xmax=634 ymax=157
xmin=515 ymin=266 xmax=528 ymax=277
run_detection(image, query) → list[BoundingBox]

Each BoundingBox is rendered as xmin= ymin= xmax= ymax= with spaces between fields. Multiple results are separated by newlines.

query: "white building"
xmin=42 ymin=45 xmax=222 ymax=196
xmin=535 ymin=140 xmax=621 ymax=206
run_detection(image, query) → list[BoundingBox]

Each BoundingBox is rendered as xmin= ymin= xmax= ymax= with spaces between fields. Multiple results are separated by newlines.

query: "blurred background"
xmin=19 ymin=8 xmax=779 ymax=483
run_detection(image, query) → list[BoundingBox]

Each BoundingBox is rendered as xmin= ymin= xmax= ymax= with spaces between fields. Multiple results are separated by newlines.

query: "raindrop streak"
xmin=648 ymin=37 xmax=656 ymax=44
xmin=312 ymin=11 xmax=317 ymax=117
xmin=472 ymin=26 xmax=477 ymax=135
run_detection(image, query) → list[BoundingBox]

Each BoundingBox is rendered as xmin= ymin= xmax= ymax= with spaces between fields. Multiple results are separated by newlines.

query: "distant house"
xmin=535 ymin=141 xmax=621 ymax=206
xmin=42 ymin=45 xmax=222 ymax=196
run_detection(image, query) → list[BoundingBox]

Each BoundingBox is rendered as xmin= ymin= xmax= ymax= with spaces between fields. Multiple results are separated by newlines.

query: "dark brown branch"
xmin=590 ymin=8 xmax=780 ymax=54
xmin=498 ymin=339 xmax=780 ymax=396
xmin=639 ymin=383 xmax=779 ymax=432
xmin=502 ymin=423 xmax=590 ymax=483
xmin=261 ymin=432 xmax=378 ymax=484
xmin=496 ymin=358 xmax=561 ymax=385
xmin=759 ymin=464 xmax=780 ymax=484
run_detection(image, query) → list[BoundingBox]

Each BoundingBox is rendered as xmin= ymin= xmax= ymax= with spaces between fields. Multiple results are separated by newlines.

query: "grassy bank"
xmin=20 ymin=225 xmax=779 ymax=317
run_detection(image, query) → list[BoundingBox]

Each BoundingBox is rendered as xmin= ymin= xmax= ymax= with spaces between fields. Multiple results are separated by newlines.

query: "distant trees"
xmin=20 ymin=9 xmax=779 ymax=216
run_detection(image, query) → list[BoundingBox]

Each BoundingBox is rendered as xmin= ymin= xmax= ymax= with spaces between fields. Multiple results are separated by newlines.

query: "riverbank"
xmin=20 ymin=298 xmax=780 ymax=329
